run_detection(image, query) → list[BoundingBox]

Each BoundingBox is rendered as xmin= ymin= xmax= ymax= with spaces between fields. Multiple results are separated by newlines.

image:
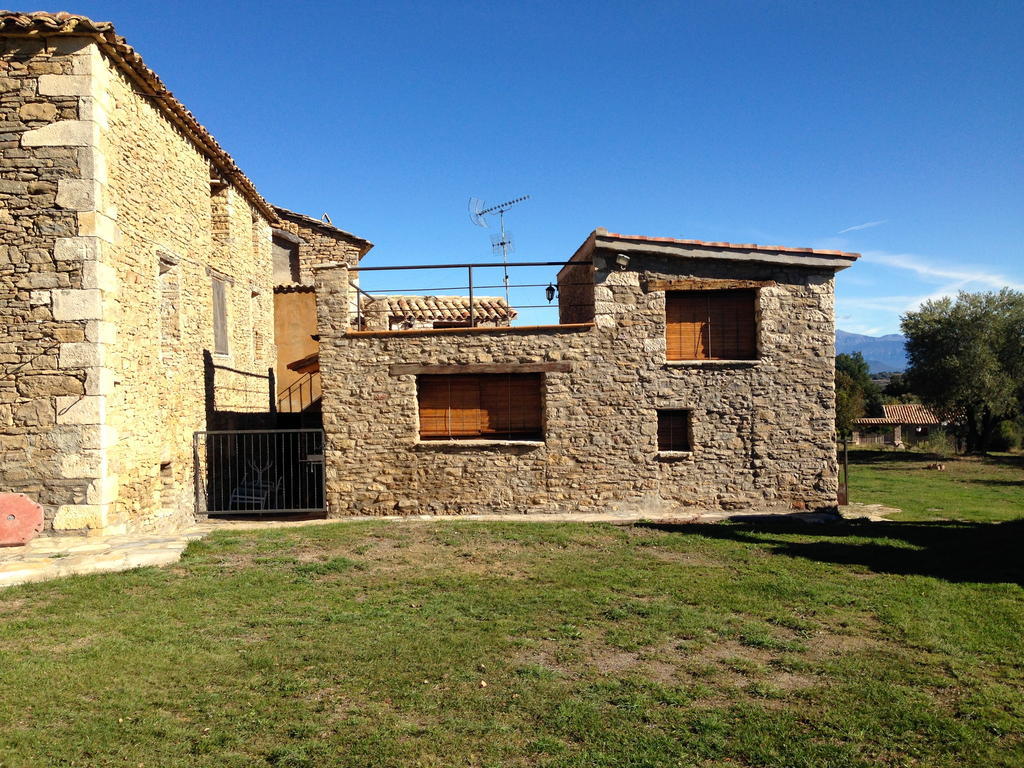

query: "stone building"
xmin=314 ymin=229 xmax=858 ymax=517
xmin=0 ymin=12 xmax=364 ymax=534
xmin=1 ymin=11 xmax=859 ymax=535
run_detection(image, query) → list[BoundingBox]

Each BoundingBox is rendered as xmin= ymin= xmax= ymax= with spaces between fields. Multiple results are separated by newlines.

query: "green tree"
xmin=835 ymin=370 xmax=866 ymax=439
xmin=902 ymin=289 xmax=1024 ymax=453
xmin=882 ymin=372 xmax=917 ymax=401
xmin=836 ymin=352 xmax=883 ymax=417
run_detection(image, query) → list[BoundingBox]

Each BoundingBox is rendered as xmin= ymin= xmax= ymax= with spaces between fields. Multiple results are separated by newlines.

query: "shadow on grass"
xmin=962 ymin=478 xmax=1024 ymax=487
xmin=851 ymin=448 xmax=1024 ymax=471
xmin=986 ymin=453 xmax=1024 ymax=470
xmin=637 ymin=518 xmax=1024 ymax=586
xmin=847 ymin=448 xmax=946 ymax=466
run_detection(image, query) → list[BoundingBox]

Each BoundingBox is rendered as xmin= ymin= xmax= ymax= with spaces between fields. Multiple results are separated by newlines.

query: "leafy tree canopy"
xmin=902 ymin=288 xmax=1024 ymax=452
xmin=836 ymin=352 xmax=883 ymax=418
xmin=835 ymin=370 xmax=866 ymax=438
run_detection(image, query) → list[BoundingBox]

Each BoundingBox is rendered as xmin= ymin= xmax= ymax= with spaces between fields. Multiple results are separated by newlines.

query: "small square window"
xmin=657 ymin=410 xmax=691 ymax=452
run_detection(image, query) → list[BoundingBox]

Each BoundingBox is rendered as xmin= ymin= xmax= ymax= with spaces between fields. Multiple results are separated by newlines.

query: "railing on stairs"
xmin=277 ymin=371 xmax=321 ymax=413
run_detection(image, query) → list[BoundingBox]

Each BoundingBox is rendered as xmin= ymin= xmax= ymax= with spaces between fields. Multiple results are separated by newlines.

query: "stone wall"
xmin=99 ymin=50 xmax=275 ymax=531
xmin=0 ymin=35 xmax=276 ymax=534
xmin=274 ymin=210 xmax=365 ymax=284
xmin=0 ymin=37 xmax=90 ymax=526
xmin=315 ymin=248 xmax=839 ymax=517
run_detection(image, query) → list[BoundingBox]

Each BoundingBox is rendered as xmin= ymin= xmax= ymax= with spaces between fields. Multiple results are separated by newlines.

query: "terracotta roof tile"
xmin=0 ymin=11 xmax=276 ymax=222
xmin=855 ymin=403 xmax=941 ymax=426
xmin=362 ymin=295 xmax=516 ymax=324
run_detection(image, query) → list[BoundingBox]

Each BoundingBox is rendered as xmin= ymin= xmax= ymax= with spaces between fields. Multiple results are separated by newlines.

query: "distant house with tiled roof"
xmin=853 ymin=404 xmax=943 ymax=446
xmin=361 ymin=295 xmax=516 ymax=330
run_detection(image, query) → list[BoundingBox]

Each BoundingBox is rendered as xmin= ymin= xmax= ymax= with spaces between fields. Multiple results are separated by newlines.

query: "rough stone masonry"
xmin=0 ymin=14 xmax=277 ymax=535
xmin=314 ymin=230 xmax=858 ymax=517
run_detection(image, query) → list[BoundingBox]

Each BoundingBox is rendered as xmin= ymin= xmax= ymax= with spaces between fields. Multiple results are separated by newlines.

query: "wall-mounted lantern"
xmin=545 ymin=283 xmax=557 ymax=303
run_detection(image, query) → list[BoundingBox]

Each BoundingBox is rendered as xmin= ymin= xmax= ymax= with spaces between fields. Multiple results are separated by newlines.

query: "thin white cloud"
xmin=837 ymin=250 xmax=1024 ymax=335
xmin=861 ymin=250 xmax=1024 ymax=291
xmin=836 ymin=295 xmax=921 ymax=313
xmin=838 ymin=220 xmax=887 ymax=235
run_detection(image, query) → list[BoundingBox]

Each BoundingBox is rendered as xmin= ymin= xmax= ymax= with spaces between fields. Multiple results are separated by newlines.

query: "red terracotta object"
xmin=0 ymin=493 xmax=45 ymax=546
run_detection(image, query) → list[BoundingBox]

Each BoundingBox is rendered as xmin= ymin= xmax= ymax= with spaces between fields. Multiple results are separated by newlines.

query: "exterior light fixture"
xmin=545 ymin=283 xmax=556 ymax=303
xmin=614 ymin=253 xmax=630 ymax=270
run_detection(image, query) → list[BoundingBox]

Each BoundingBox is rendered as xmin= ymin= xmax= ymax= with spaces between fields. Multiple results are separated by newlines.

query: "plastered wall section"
xmin=274 ymin=288 xmax=317 ymax=396
xmin=316 ymin=251 xmax=839 ymax=517
xmin=273 ymin=214 xmax=363 ymax=398
xmin=0 ymin=36 xmax=275 ymax=534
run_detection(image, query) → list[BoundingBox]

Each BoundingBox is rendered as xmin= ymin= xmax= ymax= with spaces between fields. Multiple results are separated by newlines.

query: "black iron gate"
xmin=194 ymin=429 xmax=325 ymax=516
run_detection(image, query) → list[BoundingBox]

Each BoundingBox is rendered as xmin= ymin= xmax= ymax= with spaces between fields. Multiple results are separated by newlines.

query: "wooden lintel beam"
xmin=390 ymin=362 xmax=573 ymax=376
xmin=644 ymin=278 xmax=776 ymax=292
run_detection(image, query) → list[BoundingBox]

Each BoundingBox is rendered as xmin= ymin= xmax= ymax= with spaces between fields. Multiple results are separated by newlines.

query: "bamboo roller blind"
xmin=418 ymin=374 xmax=544 ymax=440
xmin=665 ymin=290 xmax=757 ymax=360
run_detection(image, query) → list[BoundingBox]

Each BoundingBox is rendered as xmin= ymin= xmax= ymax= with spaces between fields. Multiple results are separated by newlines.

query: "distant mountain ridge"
xmin=836 ymin=330 xmax=908 ymax=373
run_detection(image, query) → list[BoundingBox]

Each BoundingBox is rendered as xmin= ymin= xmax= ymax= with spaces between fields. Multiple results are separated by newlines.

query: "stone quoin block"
xmin=84 ymin=367 xmax=115 ymax=396
xmin=52 ymin=503 xmax=110 ymax=532
xmin=37 ymin=74 xmax=91 ymax=96
xmin=54 ymin=236 xmax=99 ymax=262
xmin=76 ymin=211 xmax=118 ymax=243
xmin=86 ymin=474 xmax=119 ymax=505
xmin=21 ymin=120 xmax=99 ymax=147
xmin=51 ymin=289 xmax=103 ymax=320
xmin=55 ymin=394 xmax=106 ymax=425
xmin=56 ymin=179 xmax=102 ymax=211
xmin=58 ymin=341 xmax=104 ymax=369
xmin=82 ymin=261 xmax=118 ymax=293
xmin=59 ymin=450 xmax=106 ymax=480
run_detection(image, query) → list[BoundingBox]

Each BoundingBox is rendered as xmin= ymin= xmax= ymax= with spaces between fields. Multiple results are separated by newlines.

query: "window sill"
xmin=665 ymin=359 xmax=759 ymax=367
xmin=656 ymin=450 xmax=694 ymax=461
xmin=415 ymin=439 xmax=545 ymax=449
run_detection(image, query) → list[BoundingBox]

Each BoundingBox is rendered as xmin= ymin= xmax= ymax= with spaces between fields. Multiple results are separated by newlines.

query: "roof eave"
xmin=594 ymin=230 xmax=860 ymax=271
xmin=272 ymin=206 xmax=374 ymax=257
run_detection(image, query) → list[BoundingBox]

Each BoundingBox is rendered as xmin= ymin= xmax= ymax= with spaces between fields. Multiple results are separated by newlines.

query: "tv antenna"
xmin=468 ymin=194 xmax=530 ymax=305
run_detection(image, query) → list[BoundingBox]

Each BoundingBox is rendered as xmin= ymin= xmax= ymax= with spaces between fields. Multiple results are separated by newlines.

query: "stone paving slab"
xmin=0 ymin=527 xmax=207 ymax=589
xmin=0 ymin=507 xmax=887 ymax=589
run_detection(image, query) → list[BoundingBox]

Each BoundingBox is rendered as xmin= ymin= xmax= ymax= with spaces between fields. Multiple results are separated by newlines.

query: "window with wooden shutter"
xmin=417 ymin=374 xmax=544 ymax=440
xmin=657 ymin=410 xmax=691 ymax=452
xmin=665 ymin=290 xmax=757 ymax=360
xmin=212 ymin=277 xmax=229 ymax=355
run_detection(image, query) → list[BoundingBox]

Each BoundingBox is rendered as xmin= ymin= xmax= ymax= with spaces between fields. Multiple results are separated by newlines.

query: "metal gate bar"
xmin=193 ymin=428 xmax=325 ymax=516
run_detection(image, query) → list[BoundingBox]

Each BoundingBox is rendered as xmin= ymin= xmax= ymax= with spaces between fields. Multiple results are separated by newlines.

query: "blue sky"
xmin=74 ymin=0 xmax=1023 ymax=334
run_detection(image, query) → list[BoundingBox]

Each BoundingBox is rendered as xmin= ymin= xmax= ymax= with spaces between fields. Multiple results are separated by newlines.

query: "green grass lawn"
xmin=1 ymin=518 xmax=1022 ymax=767
xmin=847 ymin=447 xmax=1024 ymax=521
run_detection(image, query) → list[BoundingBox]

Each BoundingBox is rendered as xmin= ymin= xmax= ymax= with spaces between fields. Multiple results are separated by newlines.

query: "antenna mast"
xmin=468 ymin=194 xmax=530 ymax=306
